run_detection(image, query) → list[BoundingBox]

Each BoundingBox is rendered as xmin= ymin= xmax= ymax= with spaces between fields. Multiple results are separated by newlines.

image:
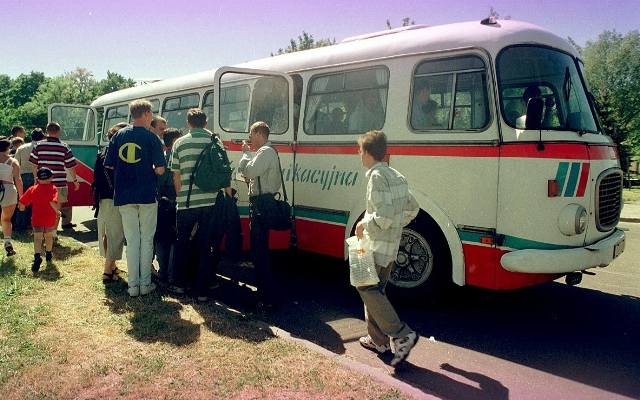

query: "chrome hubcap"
xmin=390 ymin=228 xmax=434 ymax=288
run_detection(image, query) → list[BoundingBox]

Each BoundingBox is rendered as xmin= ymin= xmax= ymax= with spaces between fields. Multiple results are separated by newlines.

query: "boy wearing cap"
xmin=18 ymin=167 xmax=60 ymax=272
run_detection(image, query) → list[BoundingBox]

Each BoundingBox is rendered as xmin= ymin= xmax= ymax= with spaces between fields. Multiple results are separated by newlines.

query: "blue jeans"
xmin=119 ymin=202 xmax=158 ymax=291
xmin=13 ymin=173 xmax=34 ymax=230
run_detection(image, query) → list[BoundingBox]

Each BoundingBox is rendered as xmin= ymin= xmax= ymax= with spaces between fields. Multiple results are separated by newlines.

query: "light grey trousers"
xmin=357 ymin=262 xmax=412 ymax=346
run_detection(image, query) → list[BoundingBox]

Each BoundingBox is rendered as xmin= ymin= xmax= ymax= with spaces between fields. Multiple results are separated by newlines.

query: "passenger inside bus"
xmin=348 ymin=90 xmax=385 ymax=133
xmin=411 ymin=82 xmax=440 ymax=129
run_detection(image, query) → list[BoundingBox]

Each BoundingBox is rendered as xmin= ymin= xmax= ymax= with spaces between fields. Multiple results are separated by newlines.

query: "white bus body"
xmin=54 ymin=20 xmax=625 ymax=293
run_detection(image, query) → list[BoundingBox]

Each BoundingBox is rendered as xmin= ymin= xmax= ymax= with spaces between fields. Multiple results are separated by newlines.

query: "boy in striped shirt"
xmin=169 ymin=108 xmax=230 ymax=301
xmin=29 ymin=122 xmax=79 ymax=232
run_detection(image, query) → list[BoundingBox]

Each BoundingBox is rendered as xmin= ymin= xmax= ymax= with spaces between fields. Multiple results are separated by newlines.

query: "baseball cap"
xmin=36 ymin=167 xmax=53 ymax=180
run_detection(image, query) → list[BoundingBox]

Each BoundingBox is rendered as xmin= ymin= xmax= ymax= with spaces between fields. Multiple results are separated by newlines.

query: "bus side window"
xmin=162 ymin=94 xmax=199 ymax=131
xmin=103 ymin=104 xmax=129 ymax=141
xmin=304 ymin=66 xmax=389 ymax=135
xmin=411 ymin=55 xmax=490 ymax=132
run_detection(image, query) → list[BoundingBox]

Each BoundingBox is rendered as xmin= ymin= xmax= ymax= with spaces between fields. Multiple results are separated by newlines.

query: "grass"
xmin=0 ymin=234 xmax=404 ymax=399
xmin=623 ymin=187 xmax=640 ymax=204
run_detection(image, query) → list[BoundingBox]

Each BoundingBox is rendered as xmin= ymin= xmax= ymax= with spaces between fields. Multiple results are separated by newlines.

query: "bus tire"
xmin=387 ymin=215 xmax=452 ymax=301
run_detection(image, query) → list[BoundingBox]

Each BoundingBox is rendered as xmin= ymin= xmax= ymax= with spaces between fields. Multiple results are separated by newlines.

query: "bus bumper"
xmin=500 ymin=229 xmax=626 ymax=274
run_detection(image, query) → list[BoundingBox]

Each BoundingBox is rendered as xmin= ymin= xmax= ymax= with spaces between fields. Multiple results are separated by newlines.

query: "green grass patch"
xmin=623 ymin=187 xmax=640 ymax=204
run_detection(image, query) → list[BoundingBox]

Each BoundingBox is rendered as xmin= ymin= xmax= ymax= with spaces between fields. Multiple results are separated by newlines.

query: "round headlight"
xmin=558 ymin=204 xmax=588 ymax=236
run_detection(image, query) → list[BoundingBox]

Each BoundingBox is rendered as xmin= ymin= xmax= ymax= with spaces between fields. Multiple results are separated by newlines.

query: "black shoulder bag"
xmin=253 ymin=147 xmax=292 ymax=231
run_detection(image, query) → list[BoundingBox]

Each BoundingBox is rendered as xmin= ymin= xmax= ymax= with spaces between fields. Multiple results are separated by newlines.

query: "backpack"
xmin=186 ymin=136 xmax=232 ymax=207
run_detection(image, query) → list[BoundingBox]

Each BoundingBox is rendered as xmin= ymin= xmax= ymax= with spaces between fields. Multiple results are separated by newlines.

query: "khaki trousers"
xmin=357 ymin=262 xmax=412 ymax=346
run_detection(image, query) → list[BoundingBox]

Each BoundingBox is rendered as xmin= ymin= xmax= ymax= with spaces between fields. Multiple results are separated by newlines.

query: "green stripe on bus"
xmin=555 ymin=162 xmax=569 ymax=194
xmin=294 ymin=208 xmax=349 ymax=224
xmin=564 ymin=162 xmax=581 ymax=197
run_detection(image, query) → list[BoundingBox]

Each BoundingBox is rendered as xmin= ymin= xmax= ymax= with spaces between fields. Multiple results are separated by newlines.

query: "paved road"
xmin=69 ymin=207 xmax=639 ymax=400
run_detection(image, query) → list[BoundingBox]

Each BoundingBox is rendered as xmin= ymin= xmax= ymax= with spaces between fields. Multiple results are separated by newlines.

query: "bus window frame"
xmin=496 ymin=44 xmax=599 ymax=134
xmin=408 ymin=54 xmax=492 ymax=134
xmin=161 ymin=93 xmax=200 ymax=130
xmin=48 ymin=103 xmax=98 ymax=145
xmin=203 ymin=85 xmax=252 ymax=133
xmin=303 ymin=65 xmax=390 ymax=136
xmin=102 ymin=103 xmax=130 ymax=143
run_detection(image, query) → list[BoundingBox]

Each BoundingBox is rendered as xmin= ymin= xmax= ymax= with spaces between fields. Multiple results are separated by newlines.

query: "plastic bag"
xmin=346 ymin=235 xmax=379 ymax=287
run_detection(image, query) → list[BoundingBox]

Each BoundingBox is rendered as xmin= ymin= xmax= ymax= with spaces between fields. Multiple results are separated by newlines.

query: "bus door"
xmin=48 ymin=104 xmax=98 ymax=206
xmin=213 ymin=67 xmax=295 ymax=249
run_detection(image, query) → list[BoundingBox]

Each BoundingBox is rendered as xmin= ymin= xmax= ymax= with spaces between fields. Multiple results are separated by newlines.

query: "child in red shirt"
xmin=18 ymin=167 xmax=60 ymax=273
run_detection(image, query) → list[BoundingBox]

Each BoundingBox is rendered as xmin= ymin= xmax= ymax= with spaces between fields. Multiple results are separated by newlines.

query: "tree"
xmin=5 ymin=71 xmax=47 ymax=107
xmin=95 ymin=71 xmax=135 ymax=96
xmin=583 ymin=30 xmax=640 ymax=154
xmin=386 ymin=17 xmax=415 ymax=30
xmin=272 ymin=31 xmax=335 ymax=56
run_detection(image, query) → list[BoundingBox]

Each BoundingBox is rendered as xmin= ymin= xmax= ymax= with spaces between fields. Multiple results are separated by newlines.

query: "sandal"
xmin=102 ymin=272 xmax=120 ymax=283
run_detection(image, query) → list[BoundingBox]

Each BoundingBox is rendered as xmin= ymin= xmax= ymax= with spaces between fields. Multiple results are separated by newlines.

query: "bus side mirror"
xmin=525 ymin=97 xmax=544 ymax=130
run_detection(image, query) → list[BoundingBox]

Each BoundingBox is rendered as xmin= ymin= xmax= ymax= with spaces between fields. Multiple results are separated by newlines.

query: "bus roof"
xmin=91 ymin=20 xmax=576 ymax=108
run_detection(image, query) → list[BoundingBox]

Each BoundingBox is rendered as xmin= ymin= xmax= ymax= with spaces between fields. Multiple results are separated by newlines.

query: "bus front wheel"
xmin=388 ymin=217 xmax=452 ymax=300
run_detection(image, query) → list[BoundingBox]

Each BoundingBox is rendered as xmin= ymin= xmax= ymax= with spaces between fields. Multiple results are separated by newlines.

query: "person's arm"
xmin=18 ymin=187 xmax=32 ymax=210
xmin=237 ymin=146 xmax=272 ymax=179
xmin=68 ymin=168 xmax=79 ymax=191
xmin=12 ymin=160 xmax=23 ymax=198
xmin=172 ymin=171 xmax=181 ymax=194
xmin=359 ymin=172 xmax=394 ymax=236
xmin=29 ymin=146 xmax=38 ymax=179
xmin=402 ymin=190 xmax=419 ymax=226
xmin=152 ymin=134 xmax=166 ymax=176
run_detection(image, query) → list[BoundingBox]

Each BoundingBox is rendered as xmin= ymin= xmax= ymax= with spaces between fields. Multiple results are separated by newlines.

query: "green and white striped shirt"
xmin=170 ymin=128 xmax=220 ymax=210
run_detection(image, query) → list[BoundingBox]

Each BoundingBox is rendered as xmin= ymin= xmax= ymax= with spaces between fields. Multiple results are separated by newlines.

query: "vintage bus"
xmin=50 ymin=19 xmax=625 ymax=295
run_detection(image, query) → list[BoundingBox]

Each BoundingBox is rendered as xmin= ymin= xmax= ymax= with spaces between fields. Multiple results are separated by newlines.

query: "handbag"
xmin=253 ymin=147 xmax=292 ymax=231
xmin=346 ymin=235 xmax=379 ymax=287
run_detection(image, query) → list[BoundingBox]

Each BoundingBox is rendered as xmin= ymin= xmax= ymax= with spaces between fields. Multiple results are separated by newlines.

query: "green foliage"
xmin=0 ymin=68 xmax=135 ymax=136
xmin=272 ymin=31 xmax=335 ymax=56
xmin=583 ymin=30 xmax=640 ymax=155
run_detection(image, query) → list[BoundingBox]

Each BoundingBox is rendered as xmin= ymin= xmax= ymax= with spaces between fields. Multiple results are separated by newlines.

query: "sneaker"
xmin=391 ymin=331 xmax=419 ymax=367
xmin=45 ymin=251 xmax=53 ymax=263
xmin=31 ymin=257 xmax=42 ymax=273
xmin=359 ymin=335 xmax=391 ymax=354
xmin=5 ymin=244 xmax=15 ymax=257
xmin=168 ymin=285 xmax=185 ymax=294
xmin=140 ymin=283 xmax=156 ymax=296
xmin=128 ymin=286 xmax=140 ymax=297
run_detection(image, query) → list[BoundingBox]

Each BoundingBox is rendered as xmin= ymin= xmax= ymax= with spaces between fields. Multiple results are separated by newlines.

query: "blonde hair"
xmin=357 ymin=130 xmax=387 ymax=161
xmin=129 ymin=99 xmax=152 ymax=119
xmin=249 ymin=121 xmax=270 ymax=138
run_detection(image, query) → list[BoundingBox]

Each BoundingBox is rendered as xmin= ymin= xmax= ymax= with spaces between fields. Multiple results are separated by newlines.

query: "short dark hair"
xmin=150 ymin=116 xmax=167 ymax=128
xmin=249 ymin=121 xmax=270 ymax=138
xmin=11 ymin=137 xmax=24 ymax=148
xmin=107 ymin=122 xmax=128 ymax=139
xmin=31 ymin=128 xmax=45 ymax=141
xmin=187 ymin=108 xmax=207 ymax=128
xmin=163 ymin=128 xmax=182 ymax=148
xmin=11 ymin=125 xmax=25 ymax=136
xmin=0 ymin=139 xmax=11 ymax=153
xmin=357 ymin=130 xmax=387 ymax=161
xmin=46 ymin=122 xmax=61 ymax=133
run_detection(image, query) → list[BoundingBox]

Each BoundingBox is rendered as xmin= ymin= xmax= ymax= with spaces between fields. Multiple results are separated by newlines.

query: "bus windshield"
xmin=497 ymin=45 xmax=598 ymax=134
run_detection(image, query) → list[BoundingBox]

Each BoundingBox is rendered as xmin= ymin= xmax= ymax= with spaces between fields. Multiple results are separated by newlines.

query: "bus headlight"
xmin=558 ymin=204 xmax=588 ymax=236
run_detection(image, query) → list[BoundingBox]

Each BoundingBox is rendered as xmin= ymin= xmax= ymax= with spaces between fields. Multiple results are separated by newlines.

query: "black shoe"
xmin=61 ymin=223 xmax=76 ymax=229
xmin=32 ymin=257 xmax=42 ymax=273
xmin=45 ymin=251 xmax=53 ymax=263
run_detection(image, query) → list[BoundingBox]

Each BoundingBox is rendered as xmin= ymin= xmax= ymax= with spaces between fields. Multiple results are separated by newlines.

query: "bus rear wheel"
xmin=388 ymin=218 xmax=451 ymax=300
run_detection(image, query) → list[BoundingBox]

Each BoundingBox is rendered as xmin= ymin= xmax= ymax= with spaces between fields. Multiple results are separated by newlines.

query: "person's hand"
xmin=241 ymin=140 xmax=250 ymax=152
xmin=18 ymin=203 xmax=25 ymax=212
xmin=355 ymin=221 xmax=365 ymax=239
xmin=73 ymin=180 xmax=80 ymax=191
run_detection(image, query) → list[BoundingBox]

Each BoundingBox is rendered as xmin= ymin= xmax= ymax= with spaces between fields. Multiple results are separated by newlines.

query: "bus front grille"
xmin=596 ymin=169 xmax=623 ymax=231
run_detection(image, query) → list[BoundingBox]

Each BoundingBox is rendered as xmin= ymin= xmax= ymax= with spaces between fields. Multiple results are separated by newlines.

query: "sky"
xmin=0 ymin=0 xmax=638 ymax=81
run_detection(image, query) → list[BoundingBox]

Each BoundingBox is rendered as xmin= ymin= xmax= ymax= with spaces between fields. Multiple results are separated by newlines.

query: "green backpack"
xmin=187 ymin=136 xmax=232 ymax=207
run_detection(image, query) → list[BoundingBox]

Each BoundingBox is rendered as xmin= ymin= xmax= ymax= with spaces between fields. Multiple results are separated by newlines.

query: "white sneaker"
xmin=140 ymin=283 xmax=156 ymax=296
xmin=128 ymin=286 xmax=140 ymax=297
xmin=359 ymin=335 xmax=391 ymax=354
xmin=391 ymin=331 xmax=418 ymax=367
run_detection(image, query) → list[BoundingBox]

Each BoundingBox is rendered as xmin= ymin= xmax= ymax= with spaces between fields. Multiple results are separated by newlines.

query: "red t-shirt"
xmin=19 ymin=183 xmax=59 ymax=228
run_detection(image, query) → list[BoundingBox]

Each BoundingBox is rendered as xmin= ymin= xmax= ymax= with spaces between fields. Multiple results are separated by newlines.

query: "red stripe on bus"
xmin=589 ymin=145 xmax=618 ymax=160
xmin=224 ymin=141 xmax=616 ymax=160
xmin=575 ymin=163 xmax=591 ymax=197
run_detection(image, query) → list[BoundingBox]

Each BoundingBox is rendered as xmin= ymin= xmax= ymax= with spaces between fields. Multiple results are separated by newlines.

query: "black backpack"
xmin=186 ymin=136 xmax=232 ymax=207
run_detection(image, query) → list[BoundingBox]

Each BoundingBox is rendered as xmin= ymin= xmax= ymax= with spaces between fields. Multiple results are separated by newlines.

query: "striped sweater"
xmin=29 ymin=137 xmax=77 ymax=188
